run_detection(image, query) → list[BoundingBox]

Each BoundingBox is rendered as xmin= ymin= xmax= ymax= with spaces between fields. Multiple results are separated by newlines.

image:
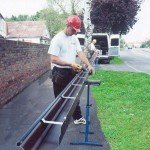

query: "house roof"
xmin=7 ymin=21 xmax=47 ymax=38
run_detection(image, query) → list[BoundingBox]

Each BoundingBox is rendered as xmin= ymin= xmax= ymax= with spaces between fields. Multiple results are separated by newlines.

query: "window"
xmin=111 ymin=38 xmax=119 ymax=46
xmin=78 ymin=38 xmax=85 ymax=45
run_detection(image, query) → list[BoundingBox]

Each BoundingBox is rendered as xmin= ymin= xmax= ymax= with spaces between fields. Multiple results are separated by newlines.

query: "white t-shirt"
xmin=90 ymin=43 xmax=96 ymax=51
xmin=48 ymin=31 xmax=82 ymax=68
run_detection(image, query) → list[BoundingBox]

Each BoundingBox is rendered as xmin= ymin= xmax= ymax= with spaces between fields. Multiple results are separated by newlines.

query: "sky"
xmin=0 ymin=0 xmax=150 ymax=43
xmin=123 ymin=0 xmax=150 ymax=43
xmin=0 ymin=0 xmax=47 ymax=17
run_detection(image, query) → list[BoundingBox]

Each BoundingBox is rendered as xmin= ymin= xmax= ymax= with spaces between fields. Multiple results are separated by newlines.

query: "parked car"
xmin=128 ymin=46 xmax=132 ymax=49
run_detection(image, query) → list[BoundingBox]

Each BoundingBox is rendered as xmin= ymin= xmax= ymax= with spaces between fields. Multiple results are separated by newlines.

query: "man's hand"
xmin=71 ymin=63 xmax=82 ymax=72
xmin=88 ymin=65 xmax=94 ymax=75
xmin=78 ymin=52 xmax=94 ymax=74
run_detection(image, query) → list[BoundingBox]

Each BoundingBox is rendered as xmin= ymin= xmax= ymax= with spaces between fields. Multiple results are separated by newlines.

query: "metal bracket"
xmin=42 ymin=118 xmax=63 ymax=125
xmin=61 ymin=95 xmax=76 ymax=99
xmin=79 ymin=77 xmax=86 ymax=79
xmin=72 ymin=83 xmax=82 ymax=86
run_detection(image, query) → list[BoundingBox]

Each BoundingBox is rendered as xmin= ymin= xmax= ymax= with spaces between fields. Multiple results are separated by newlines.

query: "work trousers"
xmin=52 ymin=66 xmax=82 ymax=120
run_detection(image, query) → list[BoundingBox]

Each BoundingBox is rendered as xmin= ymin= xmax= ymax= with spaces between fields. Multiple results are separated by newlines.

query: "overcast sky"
xmin=0 ymin=0 xmax=149 ymax=43
xmin=0 ymin=0 xmax=47 ymax=17
xmin=124 ymin=0 xmax=150 ymax=43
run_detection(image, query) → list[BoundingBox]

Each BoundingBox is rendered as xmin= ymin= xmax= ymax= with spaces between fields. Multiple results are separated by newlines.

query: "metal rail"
xmin=17 ymin=52 xmax=97 ymax=149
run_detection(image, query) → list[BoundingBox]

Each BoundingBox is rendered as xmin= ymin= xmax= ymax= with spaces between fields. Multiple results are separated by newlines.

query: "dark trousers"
xmin=52 ymin=66 xmax=82 ymax=120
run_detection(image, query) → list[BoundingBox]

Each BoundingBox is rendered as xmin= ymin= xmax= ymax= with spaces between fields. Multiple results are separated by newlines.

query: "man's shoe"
xmin=74 ymin=117 xmax=86 ymax=124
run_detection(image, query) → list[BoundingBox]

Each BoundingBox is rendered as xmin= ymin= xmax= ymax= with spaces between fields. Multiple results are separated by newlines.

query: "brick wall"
xmin=0 ymin=39 xmax=50 ymax=106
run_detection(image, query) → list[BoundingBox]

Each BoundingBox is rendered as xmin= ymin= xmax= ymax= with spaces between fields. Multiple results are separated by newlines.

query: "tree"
xmin=5 ymin=14 xmax=31 ymax=22
xmin=47 ymin=0 xmax=82 ymax=15
xmin=120 ymin=38 xmax=126 ymax=48
xmin=30 ymin=12 xmax=41 ymax=21
xmin=90 ymin=0 xmax=142 ymax=35
xmin=140 ymin=40 xmax=150 ymax=48
xmin=17 ymin=15 xmax=29 ymax=21
xmin=83 ymin=0 xmax=94 ymax=53
xmin=38 ymin=9 xmax=68 ymax=37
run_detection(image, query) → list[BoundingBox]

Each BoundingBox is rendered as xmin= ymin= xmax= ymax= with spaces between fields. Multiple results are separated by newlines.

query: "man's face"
xmin=67 ymin=26 xmax=77 ymax=36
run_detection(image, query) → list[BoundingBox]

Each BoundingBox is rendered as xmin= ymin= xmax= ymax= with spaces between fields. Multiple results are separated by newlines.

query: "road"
xmin=100 ymin=48 xmax=150 ymax=75
xmin=121 ymin=48 xmax=150 ymax=74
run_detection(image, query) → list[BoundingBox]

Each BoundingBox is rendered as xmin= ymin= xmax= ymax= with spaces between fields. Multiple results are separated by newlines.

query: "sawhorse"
xmin=70 ymin=80 xmax=102 ymax=146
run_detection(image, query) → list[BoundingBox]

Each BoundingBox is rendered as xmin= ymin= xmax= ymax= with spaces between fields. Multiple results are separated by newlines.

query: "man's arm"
xmin=51 ymin=55 xmax=71 ymax=66
xmin=77 ymin=51 xmax=94 ymax=74
xmin=50 ymin=55 xmax=82 ymax=71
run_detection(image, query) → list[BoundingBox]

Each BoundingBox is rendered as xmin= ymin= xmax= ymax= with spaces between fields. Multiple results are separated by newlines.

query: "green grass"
xmin=110 ymin=56 xmax=123 ymax=64
xmin=90 ymin=70 xmax=150 ymax=150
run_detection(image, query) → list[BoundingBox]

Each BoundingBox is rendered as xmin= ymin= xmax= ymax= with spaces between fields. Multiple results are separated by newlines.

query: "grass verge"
xmin=90 ymin=70 xmax=150 ymax=150
xmin=110 ymin=56 xmax=123 ymax=64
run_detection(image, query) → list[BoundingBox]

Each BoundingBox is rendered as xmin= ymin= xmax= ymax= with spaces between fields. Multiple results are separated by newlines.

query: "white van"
xmin=76 ymin=34 xmax=85 ymax=50
xmin=76 ymin=33 xmax=110 ymax=63
xmin=109 ymin=34 xmax=120 ymax=56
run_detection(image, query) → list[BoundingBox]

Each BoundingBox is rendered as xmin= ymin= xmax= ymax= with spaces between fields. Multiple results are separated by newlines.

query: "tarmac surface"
xmin=99 ymin=48 xmax=150 ymax=74
xmin=0 ymin=71 xmax=110 ymax=150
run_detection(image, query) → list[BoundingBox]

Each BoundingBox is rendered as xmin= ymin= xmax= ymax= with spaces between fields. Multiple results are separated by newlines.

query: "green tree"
xmin=120 ymin=38 xmax=126 ymax=48
xmin=140 ymin=40 xmax=150 ymax=48
xmin=5 ymin=15 xmax=30 ymax=21
xmin=17 ymin=15 xmax=29 ymax=21
xmin=5 ymin=15 xmax=18 ymax=21
xmin=30 ymin=12 xmax=41 ymax=21
xmin=38 ymin=8 xmax=68 ymax=37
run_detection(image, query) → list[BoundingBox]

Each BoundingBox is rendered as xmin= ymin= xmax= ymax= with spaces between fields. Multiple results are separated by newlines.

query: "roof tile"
xmin=7 ymin=21 xmax=46 ymax=38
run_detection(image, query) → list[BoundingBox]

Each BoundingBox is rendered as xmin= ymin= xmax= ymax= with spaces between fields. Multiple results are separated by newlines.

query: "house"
xmin=6 ymin=21 xmax=50 ymax=44
xmin=0 ymin=13 xmax=7 ymax=38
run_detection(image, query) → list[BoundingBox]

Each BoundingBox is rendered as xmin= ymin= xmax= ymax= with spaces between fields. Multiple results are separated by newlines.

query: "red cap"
xmin=67 ymin=15 xmax=81 ymax=32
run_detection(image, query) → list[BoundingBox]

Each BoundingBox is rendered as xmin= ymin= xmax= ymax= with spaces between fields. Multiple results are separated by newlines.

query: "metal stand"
xmin=70 ymin=80 xmax=102 ymax=146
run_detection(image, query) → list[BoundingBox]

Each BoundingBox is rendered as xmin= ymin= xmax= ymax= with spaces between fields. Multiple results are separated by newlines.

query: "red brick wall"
xmin=0 ymin=39 xmax=50 ymax=106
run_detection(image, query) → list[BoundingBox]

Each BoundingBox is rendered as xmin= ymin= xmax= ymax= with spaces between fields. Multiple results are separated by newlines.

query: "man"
xmin=90 ymin=39 xmax=97 ymax=52
xmin=90 ymin=39 xmax=102 ymax=64
xmin=48 ymin=15 xmax=94 ymax=124
xmin=89 ymin=39 xmax=97 ymax=57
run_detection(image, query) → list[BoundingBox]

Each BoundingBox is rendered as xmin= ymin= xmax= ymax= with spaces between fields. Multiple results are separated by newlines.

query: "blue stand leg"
xmin=70 ymin=80 xmax=102 ymax=146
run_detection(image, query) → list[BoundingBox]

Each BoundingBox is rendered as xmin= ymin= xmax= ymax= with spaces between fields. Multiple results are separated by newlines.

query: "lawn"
xmin=90 ymin=70 xmax=150 ymax=150
xmin=110 ymin=56 xmax=123 ymax=64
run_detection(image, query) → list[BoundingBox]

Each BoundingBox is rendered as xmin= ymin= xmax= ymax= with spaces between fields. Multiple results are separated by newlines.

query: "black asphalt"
xmin=0 ymin=71 xmax=110 ymax=150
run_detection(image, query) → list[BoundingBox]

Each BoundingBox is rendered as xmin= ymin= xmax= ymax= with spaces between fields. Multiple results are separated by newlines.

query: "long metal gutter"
xmin=17 ymin=53 xmax=97 ymax=149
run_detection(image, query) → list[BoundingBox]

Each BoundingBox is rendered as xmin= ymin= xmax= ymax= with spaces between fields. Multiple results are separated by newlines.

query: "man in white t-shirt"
xmin=91 ymin=39 xmax=97 ymax=51
xmin=48 ymin=15 xmax=94 ymax=125
xmin=89 ymin=39 xmax=97 ymax=57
